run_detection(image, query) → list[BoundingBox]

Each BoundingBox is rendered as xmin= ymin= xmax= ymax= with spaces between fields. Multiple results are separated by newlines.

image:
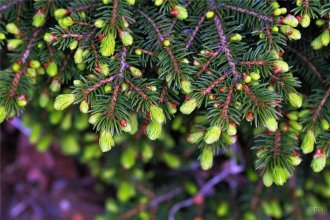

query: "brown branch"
xmin=200 ymin=74 xmax=227 ymax=95
xmin=286 ymin=45 xmax=325 ymax=84
xmin=111 ymin=0 xmax=119 ymax=25
xmin=119 ymin=187 xmax=184 ymax=220
xmin=221 ymin=4 xmax=273 ymax=22
xmin=125 ymin=79 xmax=148 ymax=100
xmin=141 ymin=49 xmax=156 ymax=57
xmin=240 ymin=60 xmax=266 ymax=68
xmin=7 ymin=70 xmax=24 ymax=98
xmin=159 ymin=81 xmax=168 ymax=104
xmin=61 ymin=33 xmax=88 ymax=39
xmin=221 ymin=86 xmax=234 ymax=119
xmin=273 ymin=130 xmax=281 ymax=156
xmin=265 ymin=23 xmax=273 ymax=50
xmin=242 ymin=84 xmax=268 ymax=108
xmin=312 ymin=87 xmax=330 ymax=124
xmin=107 ymin=83 xmax=120 ymax=119
xmin=83 ymin=75 xmax=116 ymax=96
xmin=196 ymin=49 xmax=221 ymax=78
xmin=213 ymin=15 xmax=239 ymax=79
xmin=164 ymin=47 xmax=182 ymax=76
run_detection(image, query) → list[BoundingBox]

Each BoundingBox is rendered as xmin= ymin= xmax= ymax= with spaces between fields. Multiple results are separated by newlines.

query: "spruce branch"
xmin=0 ymin=0 xmax=23 ymax=13
xmin=312 ymin=86 xmax=330 ymax=124
xmin=196 ymin=48 xmax=222 ymax=78
xmin=159 ymin=81 xmax=168 ymax=104
xmin=106 ymin=83 xmax=120 ymax=119
xmin=242 ymin=84 xmax=268 ymax=108
xmin=125 ymin=79 xmax=148 ymax=100
xmin=200 ymin=74 xmax=228 ymax=96
xmin=220 ymin=3 xmax=273 ymax=22
xmin=8 ymin=28 xmax=41 ymax=98
xmin=111 ymin=0 xmax=119 ymax=25
xmin=221 ymin=85 xmax=234 ymax=119
xmin=185 ymin=15 xmax=206 ymax=49
xmin=213 ymin=15 xmax=239 ymax=79
xmin=286 ymin=45 xmax=325 ymax=84
xmin=82 ymin=76 xmax=117 ymax=96
xmin=273 ymin=130 xmax=281 ymax=156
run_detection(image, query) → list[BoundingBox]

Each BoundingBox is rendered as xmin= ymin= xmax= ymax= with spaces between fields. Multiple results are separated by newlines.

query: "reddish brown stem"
xmin=312 ymin=87 xmax=330 ymax=124
xmin=196 ymin=50 xmax=221 ymax=78
xmin=83 ymin=76 xmax=116 ymax=96
xmin=125 ymin=79 xmax=148 ymax=100
xmin=200 ymin=74 xmax=227 ymax=95
xmin=242 ymin=84 xmax=267 ymax=108
xmin=111 ymin=0 xmax=119 ymax=25
xmin=107 ymin=83 xmax=120 ymax=119
xmin=221 ymin=86 xmax=234 ymax=119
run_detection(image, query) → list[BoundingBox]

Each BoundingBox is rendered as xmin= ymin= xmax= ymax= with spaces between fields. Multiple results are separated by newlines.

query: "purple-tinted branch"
xmin=138 ymin=10 xmax=164 ymax=42
xmin=185 ymin=15 xmax=206 ymax=49
xmin=213 ymin=15 xmax=239 ymax=79
xmin=0 ymin=0 xmax=22 ymax=13
xmin=119 ymin=47 xmax=127 ymax=77
xmin=220 ymin=4 xmax=273 ymax=22
xmin=168 ymin=159 xmax=243 ymax=220
xmin=21 ymin=28 xmax=41 ymax=64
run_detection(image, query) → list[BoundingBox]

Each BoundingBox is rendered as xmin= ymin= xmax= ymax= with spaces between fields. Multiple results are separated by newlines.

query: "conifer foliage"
xmin=0 ymin=0 xmax=330 ymax=218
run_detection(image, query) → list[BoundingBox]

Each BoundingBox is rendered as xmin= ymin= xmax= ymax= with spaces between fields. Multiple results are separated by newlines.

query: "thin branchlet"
xmin=125 ymin=79 xmax=148 ymax=100
xmin=185 ymin=15 xmax=206 ymax=49
xmin=196 ymin=48 xmax=223 ymax=78
xmin=83 ymin=76 xmax=117 ymax=96
xmin=312 ymin=87 xmax=330 ymax=124
xmin=243 ymin=84 xmax=268 ymax=108
xmin=200 ymin=74 xmax=227 ymax=95
xmin=107 ymin=83 xmax=120 ymax=119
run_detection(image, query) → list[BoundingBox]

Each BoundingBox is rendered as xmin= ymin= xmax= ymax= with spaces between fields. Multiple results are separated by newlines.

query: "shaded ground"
xmin=1 ymin=123 xmax=105 ymax=220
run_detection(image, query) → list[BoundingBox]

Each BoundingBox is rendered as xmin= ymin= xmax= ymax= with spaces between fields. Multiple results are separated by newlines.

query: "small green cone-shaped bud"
xmin=206 ymin=11 xmax=215 ymax=19
xmin=32 ymin=11 xmax=46 ymax=27
xmin=6 ymin=23 xmax=20 ymax=35
xmin=54 ymin=8 xmax=67 ymax=19
xmin=244 ymin=75 xmax=252 ymax=83
xmin=262 ymin=171 xmax=273 ymax=187
xmin=271 ymin=1 xmax=280 ymax=9
xmin=274 ymin=60 xmax=289 ymax=73
xmin=283 ymin=14 xmax=299 ymax=27
xmin=100 ymin=34 xmax=115 ymax=57
xmin=0 ymin=106 xmax=7 ymax=123
xmin=163 ymin=153 xmax=181 ymax=169
xmin=320 ymin=30 xmax=330 ymax=46
xmin=7 ymin=39 xmax=23 ymax=50
xmin=226 ymin=124 xmax=237 ymax=136
xmin=199 ymin=148 xmax=213 ymax=170
xmin=99 ymin=64 xmax=110 ymax=76
xmin=129 ymin=66 xmax=142 ymax=78
xmin=150 ymin=105 xmax=165 ymax=124
xmin=187 ymin=130 xmax=204 ymax=144
xmin=287 ymin=112 xmax=298 ymax=121
xmin=311 ymin=149 xmax=326 ymax=173
xmin=120 ymin=31 xmax=133 ymax=46
xmin=315 ymin=19 xmax=325 ymax=26
xmin=121 ymin=147 xmax=136 ymax=169
xmin=61 ymin=114 xmax=72 ymax=130
xmin=50 ymin=79 xmax=61 ymax=92
xmin=126 ymin=0 xmax=135 ymax=5
xmin=229 ymin=33 xmax=243 ymax=42
xmin=59 ymin=16 xmax=73 ymax=28
xmin=99 ymin=129 xmax=115 ymax=152
xmin=16 ymin=94 xmax=27 ymax=107
xmin=146 ymin=121 xmax=162 ymax=140
xmin=104 ymin=84 xmax=112 ymax=93
xmin=94 ymin=19 xmax=105 ymax=28
xmin=129 ymin=114 xmax=138 ymax=135
xmin=300 ymin=14 xmax=310 ymax=28
xmin=272 ymin=166 xmax=288 ymax=186
xmin=174 ymin=5 xmax=188 ymax=20
xmin=311 ymin=36 xmax=323 ymax=50
xmin=29 ymin=60 xmax=41 ymax=69
xmin=0 ymin=32 xmax=6 ymax=40
xmin=289 ymin=120 xmax=302 ymax=131
xmin=37 ymin=134 xmax=53 ymax=152
xmin=265 ymin=117 xmax=278 ymax=132
xmin=250 ymin=72 xmax=260 ymax=80
xmin=301 ymin=130 xmax=315 ymax=154
xmin=61 ymin=134 xmax=80 ymax=155
xmin=73 ymin=80 xmax=82 ymax=86
xmin=204 ymin=125 xmax=221 ymax=144
xmin=321 ymin=118 xmax=330 ymax=131
xmin=273 ymin=8 xmax=282 ymax=16
xmin=39 ymin=93 xmax=49 ymax=108
xmin=181 ymin=80 xmax=192 ymax=94
xmin=141 ymin=142 xmax=153 ymax=162
xmin=154 ymin=0 xmax=163 ymax=6
xmin=163 ymin=39 xmax=171 ymax=47
xmin=290 ymin=155 xmax=302 ymax=166
xmin=117 ymin=182 xmax=135 ymax=202
xmin=288 ymin=29 xmax=301 ymax=40
xmin=89 ymin=113 xmax=101 ymax=125
xmin=27 ymin=68 xmax=37 ymax=77
xmin=12 ymin=63 xmax=21 ymax=72
xmin=120 ymin=120 xmax=132 ymax=133
xmin=180 ymin=98 xmax=197 ymax=115
xmin=166 ymin=102 xmax=177 ymax=115
xmin=54 ymin=94 xmax=75 ymax=110
xmin=74 ymin=47 xmax=84 ymax=64
xmin=69 ymin=40 xmax=78 ymax=50
xmin=79 ymin=100 xmax=89 ymax=113
xmin=46 ymin=61 xmax=58 ymax=77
